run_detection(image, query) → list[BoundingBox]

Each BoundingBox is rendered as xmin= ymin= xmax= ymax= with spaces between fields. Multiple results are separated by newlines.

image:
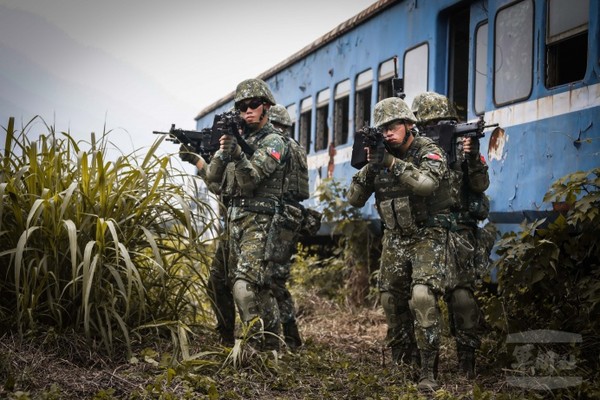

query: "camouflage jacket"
xmin=206 ymin=122 xmax=289 ymax=216
xmin=348 ymin=135 xmax=458 ymax=232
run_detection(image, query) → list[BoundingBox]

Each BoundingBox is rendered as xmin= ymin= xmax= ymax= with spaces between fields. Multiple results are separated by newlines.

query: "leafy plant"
xmin=481 ymin=167 xmax=600 ymax=387
xmin=308 ymin=178 xmax=381 ymax=306
xmin=0 ymin=116 xmax=218 ymax=356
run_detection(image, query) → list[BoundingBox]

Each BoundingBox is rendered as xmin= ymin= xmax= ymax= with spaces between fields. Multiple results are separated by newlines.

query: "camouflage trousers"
xmin=207 ymin=239 xmax=235 ymax=344
xmin=228 ymin=209 xmax=280 ymax=338
xmin=446 ymin=226 xmax=481 ymax=350
xmin=379 ymin=226 xmax=456 ymax=353
xmin=271 ymin=260 xmax=297 ymax=325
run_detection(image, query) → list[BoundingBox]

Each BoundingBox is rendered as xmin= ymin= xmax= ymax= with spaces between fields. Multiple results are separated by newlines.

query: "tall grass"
xmin=0 ymin=116 xmax=218 ymax=357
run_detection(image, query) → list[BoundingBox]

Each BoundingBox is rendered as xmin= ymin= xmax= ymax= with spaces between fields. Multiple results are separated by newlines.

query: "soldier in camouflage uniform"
xmin=268 ymin=104 xmax=305 ymax=350
xmin=205 ymin=78 xmax=290 ymax=351
xmin=179 ymin=139 xmax=236 ymax=347
xmin=347 ymin=97 xmax=459 ymax=391
xmin=411 ymin=91 xmax=492 ymax=379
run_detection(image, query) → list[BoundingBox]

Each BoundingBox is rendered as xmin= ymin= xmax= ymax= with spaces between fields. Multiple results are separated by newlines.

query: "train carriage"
xmin=195 ymin=0 xmax=599 ymax=236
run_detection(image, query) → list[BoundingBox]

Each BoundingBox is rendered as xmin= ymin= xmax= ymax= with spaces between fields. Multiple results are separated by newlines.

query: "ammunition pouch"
xmin=378 ymin=197 xmax=418 ymax=235
xmin=264 ymin=204 xmax=303 ymax=263
xmin=300 ymin=208 xmax=322 ymax=236
xmin=467 ymin=193 xmax=490 ymax=220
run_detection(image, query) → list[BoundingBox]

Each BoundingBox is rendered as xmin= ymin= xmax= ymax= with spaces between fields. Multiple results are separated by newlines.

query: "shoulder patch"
xmin=480 ymin=154 xmax=487 ymax=164
xmin=426 ymin=153 xmax=442 ymax=161
xmin=260 ymin=133 xmax=287 ymax=163
xmin=267 ymin=147 xmax=281 ymax=161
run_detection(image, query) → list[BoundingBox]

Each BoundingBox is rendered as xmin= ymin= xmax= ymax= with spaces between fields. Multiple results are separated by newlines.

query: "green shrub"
xmin=481 ymin=167 xmax=600 ymax=385
xmin=0 ymin=117 xmax=218 ymax=356
xmin=292 ymin=178 xmax=380 ymax=306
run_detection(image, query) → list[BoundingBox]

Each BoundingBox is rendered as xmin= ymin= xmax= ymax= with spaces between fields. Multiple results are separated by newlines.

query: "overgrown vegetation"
xmin=1 ymin=117 xmax=598 ymax=399
xmin=0 ymin=116 xmax=217 ymax=358
xmin=479 ymin=167 xmax=600 ymax=397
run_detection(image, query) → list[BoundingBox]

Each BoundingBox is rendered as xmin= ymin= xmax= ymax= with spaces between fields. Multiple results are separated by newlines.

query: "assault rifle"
xmin=154 ymin=110 xmax=254 ymax=163
xmin=421 ymin=115 xmax=499 ymax=165
xmin=391 ymin=55 xmax=405 ymax=100
xmin=449 ymin=115 xmax=499 ymax=139
xmin=351 ymin=56 xmax=405 ymax=169
xmin=153 ymin=124 xmax=220 ymax=163
xmin=351 ymin=125 xmax=385 ymax=169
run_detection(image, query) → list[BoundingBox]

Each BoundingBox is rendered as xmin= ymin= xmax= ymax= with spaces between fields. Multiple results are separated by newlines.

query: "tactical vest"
xmin=223 ymin=126 xmax=289 ymax=201
xmin=283 ymin=137 xmax=310 ymax=201
xmin=373 ymin=136 xmax=458 ymax=230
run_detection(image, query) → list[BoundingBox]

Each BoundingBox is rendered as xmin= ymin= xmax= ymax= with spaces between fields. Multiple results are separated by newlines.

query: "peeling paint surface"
xmin=488 ymin=127 xmax=507 ymax=161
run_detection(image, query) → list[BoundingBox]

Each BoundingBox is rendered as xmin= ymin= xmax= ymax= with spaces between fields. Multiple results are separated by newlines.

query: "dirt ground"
xmin=0 ymin=294 xmax=566 ymax=399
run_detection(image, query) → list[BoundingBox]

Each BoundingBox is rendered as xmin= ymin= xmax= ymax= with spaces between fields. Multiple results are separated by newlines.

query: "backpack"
xmin=284 ymin=137 xmax=310 ymax=201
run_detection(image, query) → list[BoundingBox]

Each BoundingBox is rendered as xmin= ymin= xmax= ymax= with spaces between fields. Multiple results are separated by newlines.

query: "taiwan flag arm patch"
xmin=267 ymin=147 xmax=281 ymax=162
xmin=425 ymin=153 xmax=442 ymax=161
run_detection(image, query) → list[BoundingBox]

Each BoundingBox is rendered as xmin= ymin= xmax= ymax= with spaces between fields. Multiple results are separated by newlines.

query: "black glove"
xmin=367 ymin=144 xmax=385 ymax=167
xmin=179 ymin=143 xmax=201 ymax=166
xmin=220 ymin=135 xmax=242 ymax=158
xmin=464 ymin=137 xmax=480 ymax=158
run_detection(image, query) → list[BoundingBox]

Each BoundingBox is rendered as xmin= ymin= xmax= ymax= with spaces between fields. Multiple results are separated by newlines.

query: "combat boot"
xmin=217 ymin=326 xmax=235 ymax=347
xmin=263 ymin=332 xmax=281 ymax=352
xmin=417 ymin=350 xmax=440 ymax=392
xmin=283 ymin=320 xmax=303 ymax=350
xmin=457 ymin=344 xmax=476 ymax=379
xmin=391 ymin=344 xmax=420 ymax=367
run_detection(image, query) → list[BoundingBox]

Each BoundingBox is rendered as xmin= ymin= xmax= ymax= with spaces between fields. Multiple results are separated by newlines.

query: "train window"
xmin=315 ymin=88 xmax=330 ymax=152
xmin=334 ymin=79 xmax=350 ymax=146
xmin=286 ymin=103 xmax=297 ymax=140
xmin=299 ymin=96 xmax=313 ymax=154
xmin=494 ymin=0 xmax=533 ymax=105
xmin=545 ymin=0 xmax=589 ymax=88
xmin=474 ymin=22 xmax=488 ymax=115
xmin=378 ymin=58 xmax=396 ymax=100
xmin=448 ymin=7 xmax=470 ymax=121
xmin=355 ymin=69 xmax=373 ymax=131
xmin=403 ymin=43 xmax=428 ymax=107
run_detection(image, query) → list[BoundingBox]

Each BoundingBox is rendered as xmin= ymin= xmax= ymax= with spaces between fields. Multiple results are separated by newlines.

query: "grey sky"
xmin=0 ymin=0 xmax=375 ymax=158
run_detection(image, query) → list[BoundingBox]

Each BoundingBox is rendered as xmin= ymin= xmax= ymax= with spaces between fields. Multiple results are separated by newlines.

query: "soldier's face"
xmin=239 ymin=97 xmax=265 ymax=126
xmin=382 ymin=120 xmax=410 ymax=145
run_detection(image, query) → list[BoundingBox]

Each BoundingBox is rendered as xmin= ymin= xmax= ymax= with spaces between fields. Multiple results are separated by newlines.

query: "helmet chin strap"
xmin=245 ymin=104 xmax=269 ymax=132
xmin=401 ymin=122 xmax=413 ymax=146
xmin=260 ymin=105 xmax=269 ymax=120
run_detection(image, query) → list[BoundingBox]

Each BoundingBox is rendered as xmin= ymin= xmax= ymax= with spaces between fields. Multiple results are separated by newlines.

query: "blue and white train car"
xmin=195 ymin=0 xmax=599 ymax=235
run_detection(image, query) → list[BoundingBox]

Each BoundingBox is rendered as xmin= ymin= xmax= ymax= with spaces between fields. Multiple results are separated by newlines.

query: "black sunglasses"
xmin=236 ymin=98 xmax=264 ymax=112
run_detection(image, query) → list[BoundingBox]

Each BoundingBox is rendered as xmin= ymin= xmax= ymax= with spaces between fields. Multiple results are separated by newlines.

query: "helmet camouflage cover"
xmin=269 ymin=104 xmax=292 ymax=127
xmin=373 ymin=97 xmax=417 ymax=127
xmin=234 ymin=78 xmax=276 ymax=105
xmin=411 ymin=91 xmax=458 ymax=124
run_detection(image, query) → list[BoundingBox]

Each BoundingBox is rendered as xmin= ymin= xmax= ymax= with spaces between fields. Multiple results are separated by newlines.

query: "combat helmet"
xmin=411 ymin=92 xmax=458 ymax=124
xmin=373 ymin=97 xmax=417 ymax=128
xmin=269 ymin=104 xmax=292 ymax=127
xmin=234 ymin=78 xmax=276 ymax=105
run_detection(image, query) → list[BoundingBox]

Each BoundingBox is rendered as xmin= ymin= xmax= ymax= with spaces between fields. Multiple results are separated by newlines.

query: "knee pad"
xmin=380 ymin=292 xmax=396 ymax=320
xmin=409 ymin=284 xmax=439 ymax=328
xmin=450 ymin=288 xmax=479 ymax=330
xmin=232 ymin=279 xmax=259 ymax=323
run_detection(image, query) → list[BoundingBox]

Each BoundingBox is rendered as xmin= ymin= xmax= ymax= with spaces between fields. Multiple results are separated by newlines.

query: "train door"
xmin=447 ymin=4 xmax=470 ymax=121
